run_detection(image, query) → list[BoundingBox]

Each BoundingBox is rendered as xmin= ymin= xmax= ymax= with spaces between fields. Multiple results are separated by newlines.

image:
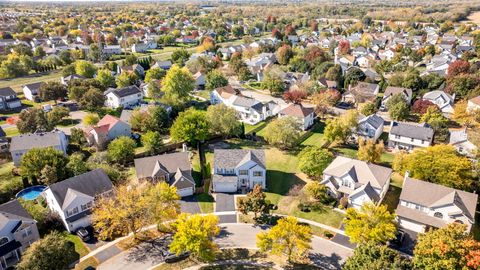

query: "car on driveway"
xmin=76 ymin=227 xmax=91 ymax=242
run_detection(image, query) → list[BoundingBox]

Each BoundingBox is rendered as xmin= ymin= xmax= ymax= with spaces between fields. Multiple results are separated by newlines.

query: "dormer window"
xmin=434 ymin=212 xmax=443 ymax=219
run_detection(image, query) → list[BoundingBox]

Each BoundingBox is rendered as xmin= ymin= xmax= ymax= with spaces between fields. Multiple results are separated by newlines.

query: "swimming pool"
xmin=16 ymin=186 xmax=47 ymax=201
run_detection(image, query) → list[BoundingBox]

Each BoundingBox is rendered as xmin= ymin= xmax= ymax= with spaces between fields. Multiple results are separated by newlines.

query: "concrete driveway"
xmin=214 ymin=193 xmax=235 ymax=212
xmin=56 ymin=110 xmax=88 ymax=135
xmin=179 ymin=196 xmax=201 ymax=214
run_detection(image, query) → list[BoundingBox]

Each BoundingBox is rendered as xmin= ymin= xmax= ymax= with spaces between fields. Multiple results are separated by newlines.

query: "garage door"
xmin=214 ymin=182 xmax=237 ymax=193
xmin=399 ymin=218 xmax=425 ymax=233
xmin=177 ymin=187 xmax=194 ymax=197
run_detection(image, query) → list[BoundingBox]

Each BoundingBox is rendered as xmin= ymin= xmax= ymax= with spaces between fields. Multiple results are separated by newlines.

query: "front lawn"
xmin=300 ymin=122 xmax=326 ymax=147
xmin=3 ymin=127 xmax=19 ymax=137
xmin=63 ymin=232 xmax=90 ymax=258
xmin=244 ymin=121 xmax=268 ymax=135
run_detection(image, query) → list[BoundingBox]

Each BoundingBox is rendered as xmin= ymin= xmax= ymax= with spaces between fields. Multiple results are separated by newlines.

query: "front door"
xmin=240 ymin=178 xmax=248 ymax=187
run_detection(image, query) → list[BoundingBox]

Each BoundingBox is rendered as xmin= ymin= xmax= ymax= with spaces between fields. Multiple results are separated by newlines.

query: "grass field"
xmin=0 ymin=70 xmax=63 ymax=93
xmin=300 ymin=122 xmax=326 ymax=147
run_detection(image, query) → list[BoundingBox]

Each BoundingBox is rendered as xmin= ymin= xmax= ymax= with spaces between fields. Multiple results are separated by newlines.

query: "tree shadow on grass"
xmin=266 ymin=170 xmax=306 ymax=196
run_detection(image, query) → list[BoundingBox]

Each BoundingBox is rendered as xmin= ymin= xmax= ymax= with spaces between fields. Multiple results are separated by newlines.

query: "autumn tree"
xmin=263 ymin=116 xmax=301 ymax=149
xmin=82 ymin=113 xmax=99 ymax=126
xmin=304 ymin=181 xmax=331 ymax=204
xmin=344 ymin=242 xmax=412 ymax=270
xmin=298 ymin=146 xmax=334 ymax=179
xmin=257 ymin=216 xmax=312 ymax=262
xmin=162 ymin=65 xmax=195 ymax=105
xmin=170 ymin=108 xmax=210 ymax=144
xmin=311 ymin=89 xmax=341 ymax=116
xmin=360 ymin=102 xmax=377 ymax=116
xmin=144 ymin=67 xmax=166 ymax=83
xmin=238 ymin=185 xmax=270 ymax=220
xmin=206 ymin=104 xmax=241 ymax=137
xmin=145 ymin=182 xmax=180 ymax=227
xmin=338 ymin=40 xmax=350 ymax=55
xmin=392 ymin=145 xmax=474 ymax=190
xmin=276 ymin=44 xmax=294 ymax=65
xmin=419 ymin=106 xmax=448 ymax=132
xmin=107 ymin=136 xmax=136 ymax=165
xmin=283 ymin=90 xmax=307 ymax=104
xmin=96 ymin=69 xmax=116 ymax=88
xmin=116 ymin=72 xmax=138 ymax=88
xmin=170 ymin=214 xmax=220 ymax=262
xmin=357 ymin=138 xmax=384 ymax=163
xmin=38 ymin=82 xmax=67 ymax=104
xmin=411 ymin=99 xmax=436 ymax=115
xmin=344 ymin=203 xmax=397 ymax=244
xmin=414 ymin=223 xmax=480 ymax=270
xmin=447 ymin=59 xmax=470 ymax=78
xmin=74 ymin=60 xmax=97 ymax=78
xmin=324 ymin=110 xmax=358 ymax=145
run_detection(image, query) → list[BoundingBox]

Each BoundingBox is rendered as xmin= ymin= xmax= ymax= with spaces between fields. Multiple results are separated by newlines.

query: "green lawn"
xmin=244 ymin=121 xmax=268 ymax=135
xmin=0 ymin=70 xmax=62 ymax=93
xmin=63 ymin=232 xmax=89 ymax=257
xmin=331 ymin=146 xmax=395 ymax=168
xmin=0 ymin=162 xmax=23 ymax=204
xmin=195 ymin=90 xmax=211 ymax=100
xmin=3 ymin=127 xmax=19 ymax=138
xmin=74 ymin=257 xmax=98 ymax=270
xmin=300 ymin=122 xmax=326 ymax=147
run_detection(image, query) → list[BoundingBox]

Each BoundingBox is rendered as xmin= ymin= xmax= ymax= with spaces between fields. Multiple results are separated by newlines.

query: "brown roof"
xmin=384 ymin=86 xmax=412 ymax=99
xmin=469 ymin=96 xmax=480 ymax=105
xmin=279 ymin=103 xmax=314 ymax=118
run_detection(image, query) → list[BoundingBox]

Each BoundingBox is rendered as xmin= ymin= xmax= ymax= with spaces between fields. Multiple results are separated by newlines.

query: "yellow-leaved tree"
xmin=357 ymin=138 xmax=384 ymax=163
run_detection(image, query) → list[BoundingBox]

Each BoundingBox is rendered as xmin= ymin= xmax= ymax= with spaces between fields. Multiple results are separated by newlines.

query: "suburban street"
xmin=97 ymin=223 xmax=353 ymax=270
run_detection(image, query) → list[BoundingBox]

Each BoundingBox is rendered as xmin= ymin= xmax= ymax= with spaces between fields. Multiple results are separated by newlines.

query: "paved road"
xmin=97 ymin=224 xmax=352 ymax=270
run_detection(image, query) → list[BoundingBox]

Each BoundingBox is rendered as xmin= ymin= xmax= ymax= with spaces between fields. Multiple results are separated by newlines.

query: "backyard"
xmin=0 ymin=70 xmax=63 ymax=93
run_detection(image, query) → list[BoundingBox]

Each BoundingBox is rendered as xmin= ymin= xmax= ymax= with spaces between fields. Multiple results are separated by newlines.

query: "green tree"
xmin=206 ymin=104 xmax=241 ymax=137
xmin=324 ymin=110 xmax=358 ymax=144
xmin=386 ymin=94 xmax=409 ymax=121
xmin=107 ymin=136 xmax=136 ymax=165
xmin=20 ymin=147 xmax=69 ymax=185
xmin=145 ymin=67 xmax=166 ymax=83
xmin=357 ymin=138 xmax=384 ymax=163
xmin=304 ymin=181 xmax=331 ymax=204
xmin=74 ymin=60 xmax=97 ymax=78
xmin=144 ymin=106 xmax=170 ymax=133
xmin=162 ymin=65 xmax=195 ymax=105
xmin=141 ymin=131 xmax=164 ymax=155
xmin=360 ymin=102 xmax=377 ymax=116
xmin=205 ymin=70 xmax=228 ymax=91
xmin=237 ymin=185 xmax=269 ymax=219
xmin=69 ymin=127 xmax=86 ymax=146
xmin=171 ymin=49 xmax=191 ymax=66
xmin=420 ymin=107 xmax=448 ymax=131
xmin=392 ymin=145 xmax=473 ymax=190
xmin=116 ymin=72 xmax=138 ymax=88
xmin=38 ymin=82 xmax=67 ymax=104
xmin=170 ymin=214 xmax=220 ymax=262
xmin=47 ymin=106 xmax=69 ymax=126
xmin=79 ymin=88 xmax=105 ymax=110
xmin=96 ymin=69 xmax=115 ymax=88
xmin=298 ymin=146 xmax=334 ymax=178
xmin=344 ymin=242 xmax=412 ymax=270
xmin=19 ymin=199 xmax=48 ymax=233
xmin=263 ymin=117 xmax=301 ymax=149
xmin=344 ymin=203 xmax=397 ymax=244
xmin=124 ymin=54 xmax=138 ymax=66
xmin=262 ymin=65 xmax=285 ymax=95
xmin=66 ymin=153 xmax=88 ymax=176
xmin=170 ymin=109 xmax=210 ymax=144
xmin=344 ymin=67 xmax=366 ymax=88
xmin=83 ymin=113 xmax=100 ymax=126
xmin=276 ymin=44 xmax=294 ymax=65
xmin=16 ymin=108 xmax=52 ymax=133
xmin=17 ymin=231 xmax=77 ymax=270
xmin=257 ymin=216 xmax=312 ymax=262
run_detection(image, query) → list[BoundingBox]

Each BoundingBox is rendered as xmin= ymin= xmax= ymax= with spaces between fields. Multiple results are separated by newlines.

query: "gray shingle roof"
xmin=232 ymin=96 xmax=260 ymax=108
xmin=359 ymin=114 xmax=384 ymax=129
xmin=23 ymin=82 xmax=44 ymax=92
xmin=0 ymin=200 xmax=33 ymax=229
xmin=134 ymin=152 xmax=192 ymax=179
xmin=10 ymin=131 xmax=65 ymax=152
xmin=213 ymin=149 xmax=266 ymax=169
xmin=384 ymin=86 xmax=412 ymax=99
xmin=105 ymin=85 xmax=141 ymax=98
xmin=46 ymin=169 xmax=113 ymax=209
xmin=0 ymin=87 xmax=16 ymax=97
xmin=389 ymin=122 xmax=434 ymax=141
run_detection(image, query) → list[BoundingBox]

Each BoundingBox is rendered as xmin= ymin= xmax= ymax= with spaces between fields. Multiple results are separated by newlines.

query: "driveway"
xmin=215 ymin=193 xmax=235 ymax=212
xmin=56 ymin=110 xmax=88 ymax=135
xmin=331 ymin=224 xmax=356 ymax=249
xmin=179 ymin=196 xmax=201 ymax=214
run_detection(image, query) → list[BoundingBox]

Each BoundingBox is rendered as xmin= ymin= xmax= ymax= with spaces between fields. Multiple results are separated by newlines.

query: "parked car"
xmin=76 ymin=227 xmax=91 ymax=242
xmin=42 ymin=104 xmax=53 ymax=112
xmin=164 ymin=251 xmax=190 ymax=263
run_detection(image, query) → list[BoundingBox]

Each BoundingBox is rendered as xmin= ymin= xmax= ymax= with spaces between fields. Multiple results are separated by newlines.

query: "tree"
xmin=83 ymin=113 xmax=100 ymax=126
xmin=311 ymin=89 xmax=341 ymax=115
xmin=96 ymin=69 xmax=115 ymax=88
xmin=16 ymin=108 xmax=52 ymax=133
xmin=324 ymin=110 xmax=358 ymax=144
xmin=170 ymin=214 xmax=220 ymax=262
xmin=257 ymin=216 xmax=312 ymax=262
xmin=116 ymin=72 xmax=138 ymax=88
xmin=344 ymin=67 xmax=366 ymax=88
xmin=344 ymin=242 xmax=412 ymax=270
xmin=38 ymin=82 xmax=67 ymax=104
xmin=283 ymin=90 xmax=307 ymax=104
xmin=338 ymin=40 xmax=350 ymax=55
xmin=357 ymin=138 xmax=384 ymax=163
xmin=20 ymin=147 xmax=68 ymax=185
xmin=392 ymin=145 xmax=474 ymax=190
xmin=304 ymin=181 xmax=331 ymax=204
xmin=412 ymin=99 xmax=436 ymax=115
xmin=263 ymin=117 xmax=301 ymax=149
xmin=205 ymin=70 xmax=228 ymax=91
xmin=145 ymin=182 xmax=180 ymax=227
xmin=237 ymin=185 xmax=269 ymax=219
xmin=276 ymin=44 xmax=294 ymax=65
xmin=17 ymin=231 xmax=77 ymax=270
xmin=80 ymin=88 xmax=105 ymax=110
xmin=344 ymin=203 xmax=397 ymax=244
xmin=66 ymin=153 xmax=88 ymax=176
xmin=70 ymin=127 xmax=86 ymax=146
xmin=170 ymin=109 xmax=210 ymax=144
xmin=386 ymin=93 xmax=410 ymax=121
xmin=144 ymin=106 xmax=170 ymax=133
xmin=414 ymin=223 xmax=480 ymax=270
xmin=124 ymin=54 xmax=138 ymax=66
xmin=141 ymin=131 xmax=164 ymax=155
xmin=47 ymin=106 xmax=69 ymax=126
xmin=262 ymin=65 xmax=285 ymax=95
xmin=420 ymin=107 xmax=448 ymax=131
xmin=206 ymin=104 xmax=241 ymax=137
xmin=171 ymin=49 xmax=191 ymax=66
xmin=360 ymin=102 xmax=376 ymax=116
xmin=162 ymin=65 xmax=195 ymax=105
xmin=74 ymin=60 xmax=97 ymax=78
xmin=447 ymin=59 xmax=470 ymax=78
xmin=107 ymin=136 xmax=136 ymax=165
xmin=298 ymin=146 xmax=334 ymax=178
xmin=145 ymin=67 xmax=166 ymax=83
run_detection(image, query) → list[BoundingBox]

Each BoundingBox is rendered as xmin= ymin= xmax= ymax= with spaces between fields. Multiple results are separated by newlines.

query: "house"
xmin=449 ymin=128 xmax=478 ymax=157
xmin=131 ymin=42 xmax=157 ymax=53
xmin=118 ymin=64 xmax=145 ymax=77
xmin=278 ymin=103 xmax=315 ymax=131
xmin=466 ymin=95 xmax=480 ymax=113
xmin=317 ymin=78 xmax=337 ymax=89
xmin=388 ymin=122 xmax=434 ymax=151
xmin=84 ymin=114 xmax=131 ymax=149
xmin=210 ymin=85 xmax=279 ymax=125
xmin=60 ymin=74 xmax=85 ymax=85
xmin=212 ymin=149 xmax=266 ymax=193
xmin=193 ymin=71 xmax=206 ymax=89
xmin=104 ymin=85 xmax=143 ymax=109
xmin=423 ymin=90 xmax=455 ymax=116
xmin=343 ymin=82 xmax=379 ymax=105
xmin=396 ymin=175 xmax=478 ymax=233
xmin=22 ymin=82 xmax=44 ymax=102
xmin=43 ymin=169 xmax=113 ymax=232
xmin=0 ymin=87 xmax=21 ymax=111
xmin=134 ymin=152 xmax=196 ymax=197
xmin=355 ymin=114 xmax=384 ymax=141
xmin=0 ymin=200 xmax=40 ymax=270
xmin=381 ymin=86 xmax=412 ymax=110
xmin=151 ymin=60 xmax=172 ymax=70
xmin=103 ymin=45 xmax=122 ymax=56
xmin=0 ymin=127 xmax=7 ymax=154
xmin=10 ymin=131 xmax=68 ymax=166
xmin=321 ymin=156 xmax=392 ymax=209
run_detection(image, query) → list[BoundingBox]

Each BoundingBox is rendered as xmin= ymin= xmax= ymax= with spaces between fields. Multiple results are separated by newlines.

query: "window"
xmin=0 ymin=237 xmax=8 ymax=246
xmin=81 ymin=202 xmax=92 ymax=211
xmin=395 ymin=135 xmax=400 ymax=139
xmin=342 ymin=178 xmax=350 ymax=188
xmin=239 ymin=170 xmax=248 ymax=176
xmin=22 ymin=227 xmax=32 ymax=238
xmin=433 ymin=212 xmax=443 ymax=219
xmin=67 ymin=207 xmax=79 ymax=217
xmin=411 ymin=138 xmax=414 ymax=142
xmin=253 ymin=171 xmax=263 ymax=177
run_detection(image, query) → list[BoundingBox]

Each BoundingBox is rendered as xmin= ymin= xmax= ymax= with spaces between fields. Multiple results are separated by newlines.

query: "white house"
xmin=60 ymin=74 xmax=85 ymax=85
xmin=84 ymin=114 xmax=131 ymax=149
xmin=134 ymin=152 xmax=196 ymax=197
xmin=321 ymin=156 xmax=392 ymax=209
xmin=151 ymin=60 xmax=172 ymax=70
xmin=381 ymin=86 xmax=412 ymax=110
xmin=449 ymin=128 xmax=478 ymax=157
xmin=388 ymin=122 xmax=434 ymax=151
xmin=278 ymin=103 xmax=315 ymax=131
xmin=467 ymin=96 xmax=480 ymax=113
xmin=104 ymin=85 xmax=143 ymax=109
xmin=22 ymin=82 xmax=44 ymax=102
xmin=193 ymin=71 xmax=206 ymax=90
xmin=355 ymin=114 xmax=384 ymax=141
xmin=0 ymin=200 xmax=40 ymax=270
xmin=103 ymin=45 xmax=122 ymax=56
xmin=212 ymin=149 xmax=266 ymax=193
xmin=43 ymin=169 xmax=113 ymax=232
xmin=0 ymin=87 xmax=21 ymax=112
xmin=423 ymin=90 xmax=455 ymax=116
xmin=9 ymin=131 xmax=68 ymax=166
xmin=396 ymin=175 xmax=477 ymax=233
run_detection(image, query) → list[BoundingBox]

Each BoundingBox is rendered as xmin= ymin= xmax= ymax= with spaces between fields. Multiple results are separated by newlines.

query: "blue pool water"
xmin=16 ymin=186 xmax=47 ymax=201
